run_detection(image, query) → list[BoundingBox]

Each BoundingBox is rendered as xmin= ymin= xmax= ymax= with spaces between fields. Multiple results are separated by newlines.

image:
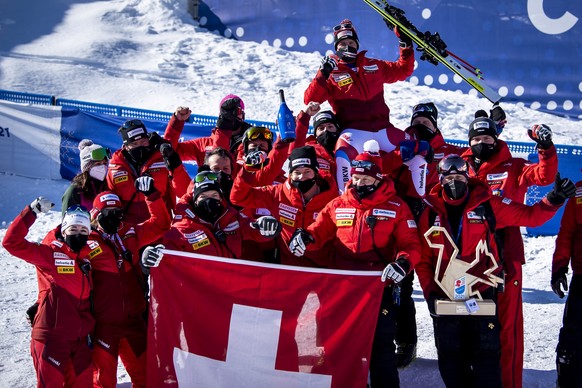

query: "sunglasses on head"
xmin=247 ymin=126 xmax=273 ymax=141
xmin=66 ymin=204 xmax=89 ymax=215
xmin=334 ymin=22 xmax=353 ymax=31
xmin=122 ymin=119 xmax=145 ymax=129
xmin=351 ymin=159 xmax=374 ymax=169
xmin=194 ymin=172 xmax=219 ymax=183
xmin=90 ymin=147 xmax=111 ymax=161
xmin=413 ymin=104 xmax=435 ymax=114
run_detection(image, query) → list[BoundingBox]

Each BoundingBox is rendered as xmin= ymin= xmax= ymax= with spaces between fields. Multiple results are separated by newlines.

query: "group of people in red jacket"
xmin=2 ymin=17 xmax=581 ymax=388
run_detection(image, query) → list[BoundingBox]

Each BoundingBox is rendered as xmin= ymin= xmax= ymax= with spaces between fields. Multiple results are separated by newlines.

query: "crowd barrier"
xmin=1 ymin=89 xmax=580 ymax=235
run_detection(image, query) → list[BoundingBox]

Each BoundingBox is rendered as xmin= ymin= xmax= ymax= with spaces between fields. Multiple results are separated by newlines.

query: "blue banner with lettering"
xmin=200 ymin=0 xmax=582 ymax=119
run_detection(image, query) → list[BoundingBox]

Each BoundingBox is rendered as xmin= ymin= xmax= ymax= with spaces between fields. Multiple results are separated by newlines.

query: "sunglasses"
xmin=413 ymin=104 xmax=436 ymax=114
xmin=90 ymin=147 xmax=111 ymax=161
xmin=437 ymin=155 xmax=468 ymax=176
xmin=350 ymin=160 xmax=374 ymax=169
xmin=194 ymin=171 xmax=219 ymax=183
xmin=121 ymin=119 xmax=145 ymax=129
xmin=66 ymin=204 xmax=89 ymax=215
xmin=246 ymin=126 xmax=273 ymax=141
xmin=100 ymin=208 xmax=123 ymax=219
xmin=334 ymin=22 xmax=353 ymax=31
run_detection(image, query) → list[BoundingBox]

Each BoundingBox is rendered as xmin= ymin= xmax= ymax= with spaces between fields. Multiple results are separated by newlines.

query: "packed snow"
xmin=1 ymin=0 xmax=580 ymax=386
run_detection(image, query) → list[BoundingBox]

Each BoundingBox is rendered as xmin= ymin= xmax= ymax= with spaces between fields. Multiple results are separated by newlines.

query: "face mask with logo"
xmin=337 ymin=46 xmax=357 ymax=63
xmin=65 ymin=233 xmax=89 ymax=253
xmin=354 ymin=184 xmax=378 ymax=199
xmin=89 ymin=164 xmax=107 ymax=181
xmin=195 ymin=198 xmax=224 ymax=224
xmin=292 ymin=178 xmax=316 ymax=194
xmin=470 ymin=143 xmax=496 ymax=161
xmin=316 ymin=131 xmax=339 ymax=154
xmin=443 ymin=179 xmax=468 ymax=200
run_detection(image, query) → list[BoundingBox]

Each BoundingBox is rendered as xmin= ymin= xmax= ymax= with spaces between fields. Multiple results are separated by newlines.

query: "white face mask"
xmin=89 ymin=164 xmax=107 ymax=181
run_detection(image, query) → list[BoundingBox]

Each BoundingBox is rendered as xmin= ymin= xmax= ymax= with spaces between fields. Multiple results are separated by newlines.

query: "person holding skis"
xmin=415 ymin=154 xmax=574 ymax=388
xmin=3 ymin=201 xmax=97 ymax=387
xmin=461 ymin=116 xmax=558 ymax=388
xmin=304 ymin=19 xmax=427 ymax=193
xmin=551 ymin=177 xmax=582 ymax=388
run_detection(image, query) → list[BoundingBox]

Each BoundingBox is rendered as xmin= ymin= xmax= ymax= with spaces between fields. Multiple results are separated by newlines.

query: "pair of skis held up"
xmin=363 ymin=0 xmax=501 ymax=103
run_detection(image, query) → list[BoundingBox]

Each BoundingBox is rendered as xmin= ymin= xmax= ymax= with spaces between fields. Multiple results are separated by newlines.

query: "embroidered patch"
xmin=279 ymin=203 xmax=298 ymax=214
xmin=223 ymin=221 xmax=240 ymax=232
xmin=336 ymin=213 xmax=355 ymax=220
xmin=54 ymin=259 xmax=74 ymax=266
xmin=576 ymin=197 xmax=582 ymax=205
xmin=89 ymin=247 xmax=103 ymax=259
xmin=372 ymin=209 xmax=396 ymax=218
xmin=57 ymin=267 xmax=75 ymax=274
xmin=279 ymin=217 xmax=295 ymax=227
xmin=487 ymin=172 xmax=508 ymax=181
xmin=502 ymin=198 xmax=512 ymax=205
xmin=338 ymin=77 xmax=353 ymax=87
xmin=53 ymin=252 xmax=68 ymax=259
xmin=112 ymin=170 xmax=127 ymax=178
xmin=256 ymin=208 xmax=272 ymax=216
xmin=279 ymin=209 xmax=296 ymax=220
xmin=114 ymin=175 xmax=128 ymax=184
xmin=407 ymin=220 xmax=417 ymax=228
xmin=191 ymin=239 xmax=210 ymax=250
xmin=363 ymin=64 xmax=379 ymax=71
xmin=336 ymin=207 xmax=356 ymax=213
xmin=336 ymin=219 xmax=354 ymax=227
xmin=150 ymin=162 xmax=166 ymax=169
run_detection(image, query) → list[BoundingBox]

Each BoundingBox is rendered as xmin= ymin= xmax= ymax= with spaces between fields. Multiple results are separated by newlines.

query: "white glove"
xmin=134 ymin=175 xmax=156 ymax=196
xmin=142 ymin=244 xmax=165 ymax=268
xmin=252 ymin=216 xmax=281 ymax=237
xmin=381 ymin=259 xmax=409 ymax=283
xmin=244 ymin=150 xmax=268 ymax=167
xmin=30 ymin=197 xmax=54 ymax=214
xmin=288 ymin=229 xmax=313 ymax=257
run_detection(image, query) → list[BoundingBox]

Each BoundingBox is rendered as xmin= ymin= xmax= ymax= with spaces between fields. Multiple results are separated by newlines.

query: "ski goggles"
xmin=246 ymin=126 xmax=273 ymax=141
xmin=100 ymin=208 xmax=123 ymax=219
xmin=412 ymin=103 xmax=436 ymax=114
xmin=437 ymin=155 xmax=468 ymax=177
xmin=90 ymin=147 xmax=111 ymax=161
xmin=62 ymin=205 xmax=91 ymax=231
xmin=334 ymin=22 xmax=353 ymax=31
xmin=121 ymin=119 xmax=145 ymax=130
xmin=194 ymin=171 xmax=219 ymax=183
xmin=350 ymin=159 xmax=374 ymax=169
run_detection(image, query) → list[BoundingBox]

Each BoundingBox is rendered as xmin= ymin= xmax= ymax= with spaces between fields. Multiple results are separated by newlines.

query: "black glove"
xmin=489 ymin=103 xmax=506 ymax=124
xmin=381 ymin=257 xmax=410 ymax=283
xmin=528 ymin=124 xmax=553 ymax=150
xmin=148 ymin=131 xmax=168 ymax=151
xmin=551 ymin=266 xmax=569 ymax=298
xmin=546 ymin=173 xmax=576 ymax=206
xmin=135 ymin=175 xmax=157 ymax=196
xmin=320 ymin=56 xmax=337 ymax=80
xmin=393 ymin=26 xmax=412 ymax=48
xmin=288 ymin=228 xmax=314 ymax=257
xmin=252 ymin=216 xmax=282 ymax=238
xmin=159 ymin=143 xmax=182 ymax=172
xmin=383 ymin=18 xmax=395 ymax=31
xmin=427 ymin=292 xmax=439 ymax=317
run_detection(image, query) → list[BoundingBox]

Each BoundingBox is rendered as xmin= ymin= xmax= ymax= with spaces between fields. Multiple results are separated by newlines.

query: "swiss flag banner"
xmin=147 ymin=249 xmax=384 ymax=388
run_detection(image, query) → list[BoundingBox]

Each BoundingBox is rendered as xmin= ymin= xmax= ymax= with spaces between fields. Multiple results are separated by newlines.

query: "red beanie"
xmin=350 ymin=140 xmax=383 ymax=180
xmin=91 ymin=191 xmax=122 ymax=219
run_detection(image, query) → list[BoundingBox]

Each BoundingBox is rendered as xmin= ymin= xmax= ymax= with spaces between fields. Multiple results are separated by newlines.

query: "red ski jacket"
xmin=416 ymin=179 xmax=562 ymax=299
xmin=2 ymin=207 xmax=96 ymax=342
xmin=231 ymin=169 xmax=339 ymax=267
xmin=304 ymin=48 xmax=414 ymax=131
xmin=106 ymin=149 xmax=175 ymax=225
xmin=89 ymin=191 xmax=170 ymax=324
xmin=461 ymin=140 xmax=558 ymax=271
xmin=553 ymin=181 xmax=582 ymax=275
xmin=304 ymin=176 xmax=421 ymax=274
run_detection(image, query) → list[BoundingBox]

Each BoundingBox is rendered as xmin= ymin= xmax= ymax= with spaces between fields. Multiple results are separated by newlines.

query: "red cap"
xmin=91 ymin=191 xmax=122 ymax=219
xmin=350 ymin=140 xmax=383 ymax=180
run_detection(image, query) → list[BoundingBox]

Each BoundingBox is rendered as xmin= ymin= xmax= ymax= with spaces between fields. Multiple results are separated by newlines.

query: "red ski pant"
xmin=497 ymin=260 xmax=524 ymax=388
xmin=92 ymin=320 xmax=147 ymax=388
xmin=31 ymin=337 xmax=93 ymax=388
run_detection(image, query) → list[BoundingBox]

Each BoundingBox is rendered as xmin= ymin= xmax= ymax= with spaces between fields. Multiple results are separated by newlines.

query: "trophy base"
xmin=435 ymin=299 xmax=496 ymax=316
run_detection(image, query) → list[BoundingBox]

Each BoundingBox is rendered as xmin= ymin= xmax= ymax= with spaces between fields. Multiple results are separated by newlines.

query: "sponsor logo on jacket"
xmin=332 ymin=73 xmax=353 ymax=87
xmin=223 ymin=221 xmax=240 ymax=233
xmin=89 ymin=246 xmax=103 ymax=259
xmin=466 ymin=211 xmax=485 ymax=224
xmin=149 ymin=162 xmax=166 ymax=170
xmin=187 ymin=231 xmax=210 ymax=250
xmin=372 ymin=209 xmax=396 ymax=218
xmin=55 ymin=259 xmax=74 ymax=266
xmin=279 ymin=203 xmax=298 ymax=214
xmin=363 ymin=64 xmax=379 ymax=72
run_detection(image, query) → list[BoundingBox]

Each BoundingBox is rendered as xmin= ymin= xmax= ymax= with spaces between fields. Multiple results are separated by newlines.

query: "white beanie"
xmin=79 ymin=139 xmax=107 ymax=172
xmin=61 ymin=207 xmax=91 ymax=232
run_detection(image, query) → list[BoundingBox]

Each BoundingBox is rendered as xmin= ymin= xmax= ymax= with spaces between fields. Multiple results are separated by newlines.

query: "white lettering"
xmin=528 ymin=0 xmax=578 ymax=35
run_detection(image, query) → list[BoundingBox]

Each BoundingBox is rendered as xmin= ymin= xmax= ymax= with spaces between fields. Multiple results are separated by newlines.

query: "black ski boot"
xmin=396 ymin=343 xmax=417 ymax=368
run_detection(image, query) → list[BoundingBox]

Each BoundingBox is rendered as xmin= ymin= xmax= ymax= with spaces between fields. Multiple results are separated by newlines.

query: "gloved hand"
xmin=546 ymin=173 xmax=576 ymax=206
xmin=30 ymin=196 xmax=54 ymax=214
xmin=252 ymin=216 xmax=282 ymax=238
xmin=490 ymin=102 xmax=507 ymax=135
xmin=381 ymin=257 xmax=410 ymax=283
xmin=427 ymin=292 xmax=439 ymax=317
xmin=159 ymin=143 xmax=182 ymax=172
xmin=288 ymin=228 xmax=314 ymax=257
xmin=217 ymin=97 xmax=243 ymax=131
xmin=135 ymin=175 xmax=157 ymax=196
xmin=399 ymin=140 xmax=434 ymax=164
xmin=383 ymin=17 xmax=395 ymax=31
xmin=142 ymin=244 xmax=165 ymax=268
xmin=320 ymin=56 xmax=337 ymax=80
xmin=551 ymin=266 xmax=569 ymax=298
xmin=148 ymin=132 xmax=168 ymax=151
xmin=394 ymin=26 xmax=413 ymax=48
xmin=528 ymin=124 xmax=553 ymax=149
xmin=244 ymin=150 xmax=269 ymax=167
xmin=474 ymin=109 xmax=488 ymax=119
xmin=174 ymin=106 xmax=192 ymax=122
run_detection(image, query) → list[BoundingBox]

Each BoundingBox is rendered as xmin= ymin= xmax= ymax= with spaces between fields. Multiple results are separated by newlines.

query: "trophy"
xmin=424 ymin=226 xmax=504 ymax=316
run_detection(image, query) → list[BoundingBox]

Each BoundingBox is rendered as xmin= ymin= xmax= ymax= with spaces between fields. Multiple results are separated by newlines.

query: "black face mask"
xmin=316 ymin=131 xmax=339 ymax=154
xmin=217 ymin=171 xmax=234 ymax=197
xmin=65 ymin=234 xmax=89 ymax=253
xmin=410 ymin=124 xmax=436 ymax=142
xmin=127 ymin=146 xmax=152 ymax=165
xmin=443 ymin=179 xmax=468 ymax=200
xmin=292 ymin=178 xmax=316 ymax=194
xmin=97 ymin=212 xmax=122 ymax=235
xmin=354 ymin=184 xmax=378 ymax=199
xmin=470 ymin=143 xmax=497 ymax=162
xmin=195 ymin=198 xmax=224 ymax=224
xmin=337 ymin=46 xmax=358 ymax=63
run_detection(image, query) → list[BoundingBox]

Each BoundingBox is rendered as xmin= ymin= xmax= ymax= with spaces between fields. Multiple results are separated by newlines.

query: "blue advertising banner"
xmin=200 ymin=0 xmax=582 ymax=119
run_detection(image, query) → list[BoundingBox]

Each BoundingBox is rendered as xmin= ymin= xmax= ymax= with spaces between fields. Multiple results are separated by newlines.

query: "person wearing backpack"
xmin=415 ymin=154 xmax=574 ymax=387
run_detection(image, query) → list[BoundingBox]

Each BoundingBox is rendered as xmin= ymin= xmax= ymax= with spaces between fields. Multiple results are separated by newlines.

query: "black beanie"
xmin=288 ymin=146 xmax=319 ymax=173
xmin=333 ymin=19 xmax=360 ymax=51
xmin=192 ymin=172 xmax=223 ymax=200
xmin=313 ymin=110 xmax=339 ymax=132
xmin=411 ymin=102 xmax=438 ymax=129
xmin=468 ymin=117 xmax=498 ymax=141
xmin=119 ymin=119 xmax=148 ymax=145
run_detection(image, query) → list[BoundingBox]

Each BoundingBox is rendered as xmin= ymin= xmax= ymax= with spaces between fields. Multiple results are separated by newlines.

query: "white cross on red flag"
xmin=146 ymin=249 xmax=384 ymax=388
